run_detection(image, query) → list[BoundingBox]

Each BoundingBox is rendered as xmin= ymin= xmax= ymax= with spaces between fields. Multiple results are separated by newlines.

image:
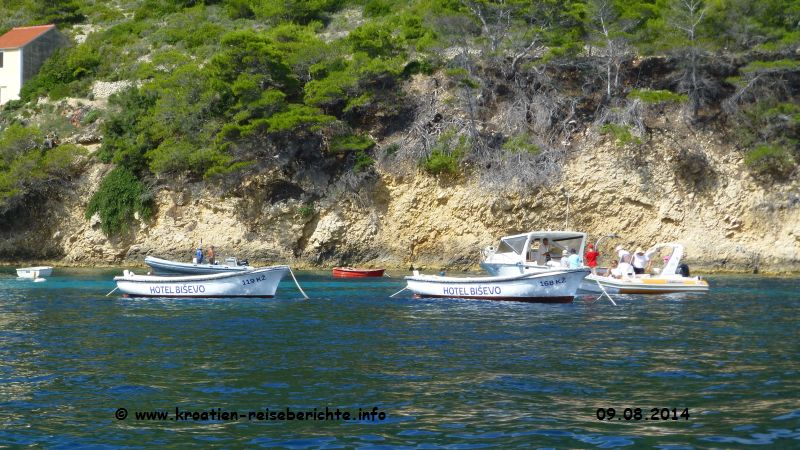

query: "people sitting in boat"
xmin=679 ymin=263 xmax=691 ymax=278
xmin=206 ymin=245 xmax=217 ymax=265
xmin=607 ymin=259 xmax=620 ymax=278
xmin=584 ymin=243 xmax=599 ymax=274
xmin=544 ymin=252 xmax=560 ymax=268
xmin=559 ymin=250 xmax=570 ymax=267
xmin=567 ymin=248 xmax=582 ymax=269
xmin=631 ymin=247 xmax=650 ymax=275
xmin=616 ymin=257 xmax=636 ymax=278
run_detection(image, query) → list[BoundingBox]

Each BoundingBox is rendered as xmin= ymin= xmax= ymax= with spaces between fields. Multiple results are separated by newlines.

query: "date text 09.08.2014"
xmin=596 ymin=408 xmax=690 ymax=421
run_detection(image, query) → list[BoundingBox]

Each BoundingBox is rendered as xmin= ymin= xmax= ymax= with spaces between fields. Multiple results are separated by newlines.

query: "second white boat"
xmin=580 ymin=243 xmax=709 ymax=294
xmin=405 ymin=268 xmax=590 ymax=303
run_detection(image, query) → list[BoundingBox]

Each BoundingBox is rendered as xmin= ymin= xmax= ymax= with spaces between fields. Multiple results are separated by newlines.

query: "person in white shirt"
xmin=615 ymin=259 xmax=635 ymax=278
xmin=559 ymin=250 xmax=570 ymax=267
xmin=631 ymin=247 xmax=651 ymax=275
xmin=616 ymin=245 xmax=630 ymax=263
xmin=608 ymin=259 xmax=621 ymax=278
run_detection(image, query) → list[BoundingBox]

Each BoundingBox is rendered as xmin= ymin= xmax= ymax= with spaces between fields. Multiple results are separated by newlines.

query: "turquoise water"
xmin=1 ymin=269 xmax=798 ymax=448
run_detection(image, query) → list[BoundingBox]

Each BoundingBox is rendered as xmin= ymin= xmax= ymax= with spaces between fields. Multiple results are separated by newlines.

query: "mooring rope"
xmin=595 ymin=277 xmax=617 ymax=306
xmin=288 ymin=267 xmax=309 ymax=299
xmin=389 ymin=287 xmax=407 ymax=298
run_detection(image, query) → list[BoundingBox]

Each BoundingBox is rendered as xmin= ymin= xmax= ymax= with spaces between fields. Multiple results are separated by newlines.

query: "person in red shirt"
xmin=584 ymin=243 xmax=600 ymax=274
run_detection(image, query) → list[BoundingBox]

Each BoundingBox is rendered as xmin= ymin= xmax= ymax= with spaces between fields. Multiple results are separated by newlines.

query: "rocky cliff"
xmin=2 ymin=115 xmax=797 ymax=274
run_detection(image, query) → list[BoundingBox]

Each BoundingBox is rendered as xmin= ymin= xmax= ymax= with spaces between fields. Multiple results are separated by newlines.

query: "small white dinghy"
xmin=144 ymin=255 xmax=253 ymax=276
xmin=17 ymin=266 xmax=53 ymax=279
xmin=113 ymin=265 xmax=291 ymax=298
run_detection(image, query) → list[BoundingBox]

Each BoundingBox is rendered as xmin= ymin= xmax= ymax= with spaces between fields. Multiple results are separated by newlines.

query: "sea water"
xmin=0 ymin=269 xmax=798 ymax=448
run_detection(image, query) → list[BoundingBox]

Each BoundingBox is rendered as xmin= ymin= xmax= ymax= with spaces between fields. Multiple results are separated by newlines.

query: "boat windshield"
xmin=497 ymin=236 xmax=528 ymax=255
xmin=552 ymin=237 xmax=584 ymax=253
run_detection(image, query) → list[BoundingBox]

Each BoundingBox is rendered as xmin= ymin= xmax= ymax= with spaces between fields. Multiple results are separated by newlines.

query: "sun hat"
xmin=616 ymin=245 xmax=623 ymax=251
xmin=635 ymin=247 xmax=644 ymax=253
xmin=587 ymin=243 xmax=594 ymax=248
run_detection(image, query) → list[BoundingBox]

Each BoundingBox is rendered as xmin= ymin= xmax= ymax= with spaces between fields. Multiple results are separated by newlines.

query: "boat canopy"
xmin=489 ymin=231 xmax=588 ymax=263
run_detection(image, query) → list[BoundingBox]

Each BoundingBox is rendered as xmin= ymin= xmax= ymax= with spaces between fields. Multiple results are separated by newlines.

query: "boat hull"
xmin=405 ymin=269 xmax=589 ymax=303
xmin=16 ymin=266 xmax=53 ymax=278
xmin=580 ymin=274 xmax=709 ymax=294
xmin=144 ymin=256 xmax=252 ymax=275
xmin=114 ymin=266 xmax=290 ymax=298
xmin=332 ymin=267 xmax=385 ymax=278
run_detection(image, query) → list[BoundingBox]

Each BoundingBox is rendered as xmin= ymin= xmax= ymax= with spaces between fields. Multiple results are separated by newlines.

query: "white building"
xmin=0 ymin=24 xmax=69 ymax=105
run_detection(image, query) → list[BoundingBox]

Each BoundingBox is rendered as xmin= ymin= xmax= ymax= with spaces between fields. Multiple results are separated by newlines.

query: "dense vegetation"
xmin=0 ymin=0 xmax=798 ymax=234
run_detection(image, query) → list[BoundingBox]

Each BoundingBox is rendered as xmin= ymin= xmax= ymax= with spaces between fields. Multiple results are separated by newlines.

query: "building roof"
xmin=0 ymin=24 xmax=56 ymax=49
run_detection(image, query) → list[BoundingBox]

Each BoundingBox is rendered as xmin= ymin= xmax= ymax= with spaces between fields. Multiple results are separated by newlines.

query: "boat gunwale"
xmin=144 ymin=255 xmax=252 ymax=272
xmin=412 ymin=294 xmax=574 ymax=303
xmin=405 ymin=268 xmax=589 ymax=284
xmin=114 ymin=265 xmax=290 ymax=283
xmin=121 ymin=294 xmax=277 ymax=299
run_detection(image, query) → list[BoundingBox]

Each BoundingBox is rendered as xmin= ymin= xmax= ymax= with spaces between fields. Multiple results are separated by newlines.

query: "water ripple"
xmin=0 ymin=271 xmax=797 ymax=448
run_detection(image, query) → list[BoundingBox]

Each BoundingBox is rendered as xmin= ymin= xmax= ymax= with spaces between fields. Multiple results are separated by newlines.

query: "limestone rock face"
xmin=1 ymin=127 xmax=798 ymax=274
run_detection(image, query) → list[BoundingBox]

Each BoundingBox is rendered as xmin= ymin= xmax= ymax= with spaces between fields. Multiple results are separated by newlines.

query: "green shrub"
xmin=743 ymin=144 xmax=796 ymax=178
xmin=740 ymin=59 xmax=800 ymax=73
xmin=329 ymin=134 xmax=375 ymax=153
xmin=348 ymin=23 xmax=403 ymax=58
xmin=354 ymin=150 xmax=374 ymax=172
xmin=0 ymin=123 xmax=86 ymax=210
xmin=98 ymin=87 xmax=156 ymax=170
xmin=226 ymin=0 xmax=255 ymax=19
xmin=364 ymin=0 xmax=392 ymax=17
xmin=252 ymin=0 xmax=340 ymax=24
xmin=502 ymin=134 xmax=541 ymax=154
xmin=265 ymin=104 xmax=335 ymax=133
xmin=421 ymin=149 xmax=460 ymax=176
xmin=19 ymin=44 xmax=101 ymax=101
xmin=764 ymin=103 xmax=800 ymax=124
xmin=298 ymin=202 xmax=315 ymax=218
xmin=600 ymin=123 xmax=642 ymax=147
xmin=85 ymin=166 xmax=153 ymax=236
xmin=81 ymin=109 xmax=101 ymax=125
xmin=0 ymin=124 xmax=42 ymax=164
xmin=628 ymin=89 xmax=688 ymax=104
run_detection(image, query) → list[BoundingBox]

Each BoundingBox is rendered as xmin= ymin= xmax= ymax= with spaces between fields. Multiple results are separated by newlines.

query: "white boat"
xmin=580 ymin=243 xmax=709 ymax=294
xmin=16 ymin=266 xmax=53 ymax=278
xmin=113 ymin=265 xmax=290 ymax=298
xmin=144 ymin=255 xmax=253 ymax=276
xmin=404 ymin=230 xmax=591 ymax=303
xmin=405 ymin=268 xmax=591 ymax=303
xmin=480 ymin=230 xmax=589 ymax=276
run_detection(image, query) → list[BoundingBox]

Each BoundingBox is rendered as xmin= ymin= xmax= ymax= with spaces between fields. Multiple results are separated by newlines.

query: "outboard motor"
xmin=678 ymin=263 xmax=690 ymax=278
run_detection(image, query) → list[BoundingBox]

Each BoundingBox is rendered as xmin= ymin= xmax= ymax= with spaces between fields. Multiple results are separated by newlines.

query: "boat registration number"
xmin=241 ymin=274 xmax=267 ymax=286
xmin=539 ymin=277 xmax=566 ymax=287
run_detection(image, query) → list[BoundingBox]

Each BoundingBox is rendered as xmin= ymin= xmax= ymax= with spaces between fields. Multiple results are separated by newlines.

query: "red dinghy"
xmin=332 ymin=267 xmax=385 ymax=278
